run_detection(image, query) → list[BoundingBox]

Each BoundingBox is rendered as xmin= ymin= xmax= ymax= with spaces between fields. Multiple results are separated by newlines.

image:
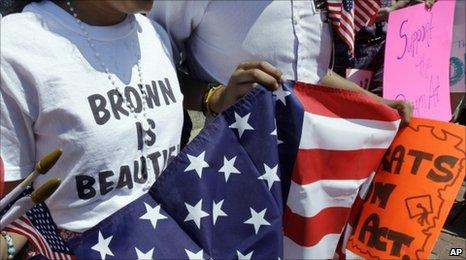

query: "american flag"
xmin=2 ymin=202 xmax=72 ymax=259
xmin=327 ymin=0 xmax=382 ymax=54
xmin=278 ymin=82 xmax=400 ymax=258
xmin=335 ymin=172 xmax=376 ymax=259
xmin=69 ymin=84 xmax=285 ymax=259
xmin=66 ymin=81 xmax=399 ymax=259
xmin=2 ymin=81 xmax=399 ymax=259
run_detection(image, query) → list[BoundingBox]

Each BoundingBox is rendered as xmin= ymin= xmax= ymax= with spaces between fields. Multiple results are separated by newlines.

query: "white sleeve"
xmin=151 ymin=21 xmax=175 ymax=65
xmin=148 ymin=1 xmax=210 ymax=64
xmin=1 ymin=57 xmax=37 ymax=181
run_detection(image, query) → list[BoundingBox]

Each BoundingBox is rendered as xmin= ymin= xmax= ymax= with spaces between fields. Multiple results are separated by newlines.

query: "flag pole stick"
xmin=0 ymin=149 xmax=62 ymax=212
xmin=1 ymin=178 xmax=61 ymax=229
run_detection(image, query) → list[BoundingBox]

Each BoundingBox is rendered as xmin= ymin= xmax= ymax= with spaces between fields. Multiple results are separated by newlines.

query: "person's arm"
xmin=180 ymin=61 xmax=283 ymax=114
xmin=319 ymin=70 xmax=413 ymax=124
xmin=0 ymin=232 xmax=27 ymax=260
xmin=1 ymin=58 xmax=39 ymax=259
xmin=148 ymin=1 xmax=210 ymax=66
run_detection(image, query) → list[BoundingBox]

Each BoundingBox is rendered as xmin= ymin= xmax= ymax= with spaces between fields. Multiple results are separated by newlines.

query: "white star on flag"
xmin=135 ymin=247 xmax=154 ymax=260
xmin=91 ymin=231 xmax=114 ymax=260
xmin=244 ymin=208 xmax=271 ymax=234
xmin=185 ymin=249 xmax=204 ymax=260
xmin=184 ymin=199 xmax=210 ymax=229
xmin=237 ymin=250 xmax=254 ymax=260
xmin=258 ymin=163 xmax=280 ymax=190
xmin=273 ymin=87 xmax=291 ymax=105
xmin=185 ymin=151 xmax=209 ymax=178
xmin=218 ymin=156 xmax=241 ymax=182
xmin=212 ymin=199 xmax=228 ymax=225
xmin=139 ymin=203 xmax=167 ymax=229
xmin=271 ymin=122 xmax=283 ymax=144
xmin=229 ymin=112 xmax=254 ymax=138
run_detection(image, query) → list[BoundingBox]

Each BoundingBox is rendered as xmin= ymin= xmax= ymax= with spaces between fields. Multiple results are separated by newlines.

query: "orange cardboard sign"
xmin=347 ymin=118 xmax=465 ymax=259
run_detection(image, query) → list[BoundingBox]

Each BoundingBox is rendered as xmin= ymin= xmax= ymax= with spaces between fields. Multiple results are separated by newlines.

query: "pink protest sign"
xmin=383 ymin=2 xmax=456 ymax=121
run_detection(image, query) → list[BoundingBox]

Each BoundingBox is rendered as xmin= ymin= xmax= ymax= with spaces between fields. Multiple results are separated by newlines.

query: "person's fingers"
xmin=396 ymin=101 xmax=412 ymax=127
xmin=426 ymin=0 xmax=434 ymax=8
xmin=237 ymin=61 xmax=283 ymax=83
xmin=230 ymin=68 xmax=280 ymax=91
xmin=228 ymin=68 xmax=246 ymax=85
xmin=419 ymin=0 xmax=434 ymax=9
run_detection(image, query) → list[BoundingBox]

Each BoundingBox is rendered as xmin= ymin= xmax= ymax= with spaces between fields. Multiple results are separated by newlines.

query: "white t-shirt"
xmin=1 ymin=1 xmax=184 ymax=232
xmin=149 ymin=0 xmax=332 ymax=84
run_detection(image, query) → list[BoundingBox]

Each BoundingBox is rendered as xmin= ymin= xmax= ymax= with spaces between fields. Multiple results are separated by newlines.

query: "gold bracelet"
xmin=206 ymin=85 xmax=223 ymax=116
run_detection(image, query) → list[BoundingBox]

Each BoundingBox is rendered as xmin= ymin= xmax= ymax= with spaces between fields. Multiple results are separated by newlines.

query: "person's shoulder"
xmin=135 ymin=14 xmax=172 ymax=48
xmin=134 ymin=14 xmax=175 ymax=62
xmin=135 ymin=14 xmax=169 ymax=37
xmin=2 ymin=8 xmax=43 ymax=34
xmin=1 ymin=5 xmax=50 ymax=51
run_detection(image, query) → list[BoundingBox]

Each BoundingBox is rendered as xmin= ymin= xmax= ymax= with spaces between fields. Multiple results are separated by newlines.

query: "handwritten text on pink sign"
xmin=383 ymin=2 xmax=455 ymax=121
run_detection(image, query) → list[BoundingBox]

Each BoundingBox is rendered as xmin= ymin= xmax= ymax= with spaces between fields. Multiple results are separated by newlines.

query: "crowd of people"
xmin=0 ymin=0 xmax=462 ymax=259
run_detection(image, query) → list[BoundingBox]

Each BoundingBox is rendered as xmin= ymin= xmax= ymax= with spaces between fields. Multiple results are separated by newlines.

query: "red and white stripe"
xmin=337 ymin=171 xmax=376 ymax=259
xmin=327 ymin=0 xmax=381 ymax=54
xmin=4 ymin=216 xmax=72 ymax=260
xmin=283 ymin=83 xmax=400 ymax=259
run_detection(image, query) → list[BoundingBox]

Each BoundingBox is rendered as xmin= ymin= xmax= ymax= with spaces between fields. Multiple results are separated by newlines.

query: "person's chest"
xmin=16 ymin=31 xmax=184 ymax=186
xmin=186 ymin=0 xmax=331 ymax=83
xmin=29 ymin=32 xmax=183 ymax=148
xmin=22 ymin=32 xmax=184 ymax=222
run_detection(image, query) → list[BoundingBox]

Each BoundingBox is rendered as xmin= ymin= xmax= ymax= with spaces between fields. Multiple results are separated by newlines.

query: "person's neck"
xmin=52 ymin=0 xmax=127 ymax=26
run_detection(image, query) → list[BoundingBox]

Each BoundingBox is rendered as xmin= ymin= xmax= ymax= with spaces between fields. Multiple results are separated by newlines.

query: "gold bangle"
xmin=206 ymin=85 xmax=223 ymax=116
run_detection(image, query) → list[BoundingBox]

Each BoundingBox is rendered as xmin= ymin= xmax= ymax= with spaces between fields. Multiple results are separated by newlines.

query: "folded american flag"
xmin=281 ymin=82 xmax=400 ymax=259
xmin=3 ymin=81 xmax=400 ymax=259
